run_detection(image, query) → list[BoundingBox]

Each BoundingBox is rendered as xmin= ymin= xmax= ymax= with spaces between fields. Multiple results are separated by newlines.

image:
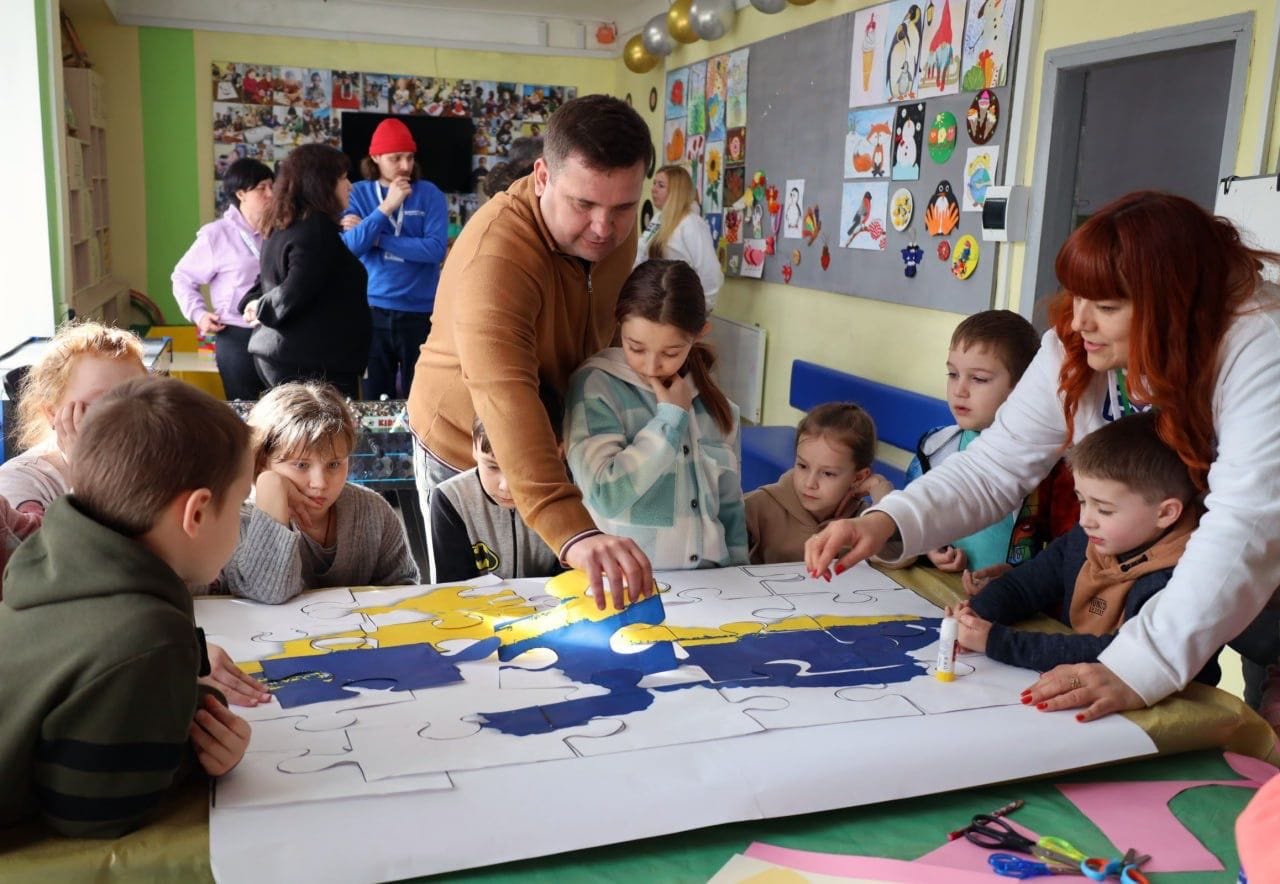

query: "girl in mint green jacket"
xmin=566 ymin=260 xmax=747 ymax=571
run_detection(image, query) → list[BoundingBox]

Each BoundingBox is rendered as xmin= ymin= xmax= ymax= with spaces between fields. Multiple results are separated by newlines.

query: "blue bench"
xmin=740 ymin=360 xmax=954 ymax=493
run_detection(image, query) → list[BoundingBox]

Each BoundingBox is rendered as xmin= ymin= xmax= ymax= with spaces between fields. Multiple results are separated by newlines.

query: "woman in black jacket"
xmin=242 ymin=144 xmax=370 ymax=398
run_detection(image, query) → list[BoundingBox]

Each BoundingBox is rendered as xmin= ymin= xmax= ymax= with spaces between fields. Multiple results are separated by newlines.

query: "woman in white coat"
xmin=807 ymin=191 xmax=1280 ymax=722
xmin=636 ymin=165 xmax=724 ymax=311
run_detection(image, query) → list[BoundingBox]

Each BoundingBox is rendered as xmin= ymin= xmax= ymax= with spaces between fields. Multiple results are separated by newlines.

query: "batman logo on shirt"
xmin=472 ymin=541 xmax=500 ymax=574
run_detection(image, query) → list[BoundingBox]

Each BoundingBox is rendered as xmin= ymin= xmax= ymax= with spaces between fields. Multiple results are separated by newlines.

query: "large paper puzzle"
xmin=197 ymin=563 xmax=1046 ymax=811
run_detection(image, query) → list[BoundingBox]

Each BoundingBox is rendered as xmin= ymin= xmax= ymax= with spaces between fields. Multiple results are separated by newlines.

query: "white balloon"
xmin=749 ymin=0 xmax=788 ymax=12
xmin=642 ymin=12 xmax=675 ymax=57
xmin=691 ymin=0 xmax=736 ymax=41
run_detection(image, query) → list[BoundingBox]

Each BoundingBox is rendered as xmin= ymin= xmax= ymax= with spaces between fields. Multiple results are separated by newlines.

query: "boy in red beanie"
xmin=340 ymin=117 xmax=448 ymax=400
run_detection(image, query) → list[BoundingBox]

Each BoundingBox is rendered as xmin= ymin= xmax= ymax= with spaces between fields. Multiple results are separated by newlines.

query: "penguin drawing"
xmin=885 ymin=5 xmax=924 ymax=100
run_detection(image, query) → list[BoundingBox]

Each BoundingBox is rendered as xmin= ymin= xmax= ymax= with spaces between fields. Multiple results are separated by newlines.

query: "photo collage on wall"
xmin=661 ymin=48 xmax=749 ymax=275
xmin=837 ymin=0 xmax=1016 ymax=280
xmin=210 ymin=62 xmax=577 ymax=228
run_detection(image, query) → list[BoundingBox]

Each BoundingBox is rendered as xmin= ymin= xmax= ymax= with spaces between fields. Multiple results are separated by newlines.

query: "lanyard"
xmin=376 ymin=182 xmax=405 ymax=236
xmin=1108 ymin=369 xmax=1142 ymax=417
xmin=236 ymin=227 xmax=260 ymax=259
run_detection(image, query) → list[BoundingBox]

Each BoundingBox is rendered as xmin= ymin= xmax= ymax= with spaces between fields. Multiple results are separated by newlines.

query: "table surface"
xmin=1 ymin=567 xmax=1272 ymax=882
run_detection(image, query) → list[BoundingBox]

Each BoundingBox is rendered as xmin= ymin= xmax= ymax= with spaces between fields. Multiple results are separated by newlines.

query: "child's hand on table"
xmin=190 ymin=694 xmax=251 ymax=777
xmin=201 ymin=643 xmax=271 ymax=707
xmin=962 ymin=563 xmax=1012 ymax=596
xmin=927 ymin=544 xmax=968 ymax=573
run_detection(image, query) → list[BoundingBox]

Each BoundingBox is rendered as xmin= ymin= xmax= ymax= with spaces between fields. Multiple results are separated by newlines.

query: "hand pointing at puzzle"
xmin=804 ymin=511 xmax=899 ymax=579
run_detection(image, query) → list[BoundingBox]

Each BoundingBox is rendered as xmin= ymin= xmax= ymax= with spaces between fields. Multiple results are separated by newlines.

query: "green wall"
xmin=139 ymin=27 xmax=198 ymax=323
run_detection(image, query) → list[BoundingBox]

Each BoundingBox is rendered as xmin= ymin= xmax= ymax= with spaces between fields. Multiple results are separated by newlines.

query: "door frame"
xmin=1019 ymin=14 xmax=1255 ymax=319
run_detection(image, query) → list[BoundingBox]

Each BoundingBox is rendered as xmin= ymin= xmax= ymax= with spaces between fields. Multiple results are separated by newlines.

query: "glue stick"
xmin=936 ymin=616 xmax=958 ymax=682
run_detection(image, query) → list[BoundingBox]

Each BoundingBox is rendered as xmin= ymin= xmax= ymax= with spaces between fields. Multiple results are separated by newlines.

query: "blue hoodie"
xmin=342 ymin=178 xmax=448 ymax=313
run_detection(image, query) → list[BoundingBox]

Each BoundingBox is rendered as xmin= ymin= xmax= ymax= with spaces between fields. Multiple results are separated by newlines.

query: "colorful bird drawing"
xmin=886 ymin=4 xmax=924 ymax=100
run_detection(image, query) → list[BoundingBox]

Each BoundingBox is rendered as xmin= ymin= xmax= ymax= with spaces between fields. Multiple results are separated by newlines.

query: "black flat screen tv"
xmin=341 ymin=112 xmax=475 ymax=194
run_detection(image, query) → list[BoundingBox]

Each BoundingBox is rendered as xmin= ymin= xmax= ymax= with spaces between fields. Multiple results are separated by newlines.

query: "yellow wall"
xmin=191 ymin=33 xmax=620 ymax=221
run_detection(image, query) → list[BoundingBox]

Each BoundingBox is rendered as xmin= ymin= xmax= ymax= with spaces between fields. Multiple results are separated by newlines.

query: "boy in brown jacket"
xmin=745 ymin=403 xmax=893 ymax=564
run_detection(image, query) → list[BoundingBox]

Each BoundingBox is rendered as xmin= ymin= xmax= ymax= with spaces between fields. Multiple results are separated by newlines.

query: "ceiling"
xmin=104 ymin=0 xmax=671 ymax=56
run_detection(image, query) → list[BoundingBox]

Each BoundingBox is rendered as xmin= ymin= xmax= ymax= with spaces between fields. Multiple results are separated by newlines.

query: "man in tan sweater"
xmin=408 ymin=94 xmax=654 ymax=607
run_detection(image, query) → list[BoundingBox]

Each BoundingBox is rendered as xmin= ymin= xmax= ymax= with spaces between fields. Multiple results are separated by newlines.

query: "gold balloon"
xmin=624 ymin=34 xmax=658 ymax=74
xmin=667 ymin=0 xmax=699 ymax=44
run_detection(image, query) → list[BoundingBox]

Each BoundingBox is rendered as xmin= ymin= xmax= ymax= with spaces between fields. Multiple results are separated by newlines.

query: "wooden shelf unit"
xmin=62 ymin=67 xmax=128 ymax=324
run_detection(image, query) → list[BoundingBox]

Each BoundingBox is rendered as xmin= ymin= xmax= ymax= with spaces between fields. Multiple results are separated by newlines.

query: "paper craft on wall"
xmin=724 ymin=166 xmax=746 ymax=208
xmin=687 ymin=62 xmax=708 ymax=137
xmin=962 ymin=144 xmax=999 ymax=211
xmin=924 ymin=179 xmax=960 ymax=235
xmin=845 ymin=107 xmax=894 ymax=179
xmin=706 ymin=54 xmax=729 ymax=141
xmin=892 ymin=102 xmax=926 ymax=181
xmin=967 ymin=87 xmax=999 ymax=143
xmin=727 ymin=49 xmax=750 ymax=130
xmin=783 ymin=180 xmax=806 ymax=238
xmin=961 ymin=0 xmax=1018 ymax=89
xmin=666 ymin=68 xmax=688 ymax=120
xmin=951 ymin=233 xmax=979 ymax=278
xmin=664 ymin=119 xmax=686 ymax=164
xmin=919 ymin=0 xmax=967 ymax=98
xmin=841 ymin=182 xmax=889 ymax=251
xmin=849 ymin=5 xmax=889 ymax=107
xmin=890 ymin=186 xmax=914 ymax=231
xmin=741 ymin=239 xmax=768 ymax=277
xmin=927 ymin=108 xmax=958 ymax=163
xmin=885 ymin=0 xmax=925 ymax=101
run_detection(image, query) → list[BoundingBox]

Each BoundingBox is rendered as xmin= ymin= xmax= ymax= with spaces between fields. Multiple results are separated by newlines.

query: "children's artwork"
xmin=687 ymin=63 xmax=708 ymax=138
xmin=928 ymin=109 xmax=958 ymax=163
xmin=961 ymin=0 xmax=1017 ymax=89
xmin=924 ymin=179 xmax=960 ymax=235
xmin=665 ymin=68 xmax=688 ymax=121
xmin=962 ymin=145 xmax=1000 ymax=211
xmin=967 ymin=88 xmax=999 ymax=144
xmin=664 ymin=120 xmax=687 ymax=165
xmin=840 ymin=182 xmax=889 ymax=251
xmin=919 ymin=0 xmax=966 ymax=98
xmin=890 ymin=187 xmax=914 ymax=232
xmin=726 ymin=49 xmax=750 ymax=130
xmin=803 ymin=205 xmax=823 ymax=246
xmin=724 ymin=207 xmax=743 ymax=245
xmin=782 ymin=180 xmax=805 ymax=239
xmin=705 ymin=55 xmax=729 ymax=143
xmin=361 ymin=73 xmax=390 ymax=112
xmin=849 ymin=4 xmax=888 ymax=107
xmin=951 ymin=233 xmax=979 ymax=278
xmin=892 ymin=102 xmax=926 ymax=181
xmin=724 ymin=166 xmax=747 ymax=209
xmin=741 ymin=239 xmax=768 ymax=277
xmin=205 ymin=564 xmax=1155 ymax=883
xmin=726 ymin=127 xmax=747 ymax=165
xmin=885 ymin=0 xmax=925 ymax=101
xmin=845 ymin=107 xmax=894 ymax=179
xmin=703 ymin=141 xmax=726 ymax=215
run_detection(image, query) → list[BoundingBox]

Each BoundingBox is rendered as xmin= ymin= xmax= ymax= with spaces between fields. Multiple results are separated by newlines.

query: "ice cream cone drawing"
xmin=861 ymin=15 xmax=878 ymax=91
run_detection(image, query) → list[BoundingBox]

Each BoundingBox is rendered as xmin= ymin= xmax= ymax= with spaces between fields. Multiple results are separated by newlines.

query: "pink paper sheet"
xmin=744 ymin=842 xmax=996 ymax=883
xmin=1056 ymin=752 xmax=1277 ymax=873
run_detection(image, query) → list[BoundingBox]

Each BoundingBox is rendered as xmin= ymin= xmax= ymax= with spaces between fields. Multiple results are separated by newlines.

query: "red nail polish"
xmin=1021 ymin=694 xmax=1033 ymax=705
xmin=834 ymin=564 xmax=846 ymax=575
xmin=1036 ymin=702 xmax=1048 ymax=710
xmin=1075 ymin=713 xmax=1086 ymax=722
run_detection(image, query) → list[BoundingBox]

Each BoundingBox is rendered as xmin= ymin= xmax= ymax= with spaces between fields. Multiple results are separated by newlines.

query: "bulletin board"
xmin=664 ymin=0 xmax=1019 ymax=313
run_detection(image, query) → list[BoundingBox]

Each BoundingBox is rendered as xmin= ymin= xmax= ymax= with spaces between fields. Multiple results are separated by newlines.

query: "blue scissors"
xmin=990 ymin=853 xmax=1084 ymax=878
xmin=965 ymin=814 xmax=1091 ymax=868
xmin=1081 ymin=848 xmax=1151 ymax=883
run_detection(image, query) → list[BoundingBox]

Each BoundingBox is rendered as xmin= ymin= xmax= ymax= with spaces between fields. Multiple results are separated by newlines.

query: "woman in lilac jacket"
xmin=172 ymin=159 xmax=274 ymax=400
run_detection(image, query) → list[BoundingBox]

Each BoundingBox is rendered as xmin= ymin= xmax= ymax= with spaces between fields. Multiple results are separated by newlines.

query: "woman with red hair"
xmin=806 ymin=191 xmax=1280 ymax=720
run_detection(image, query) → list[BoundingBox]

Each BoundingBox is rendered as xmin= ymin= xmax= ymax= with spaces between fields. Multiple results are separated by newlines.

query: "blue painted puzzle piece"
xmin=261 ymin=644 xmax=464 ymax=708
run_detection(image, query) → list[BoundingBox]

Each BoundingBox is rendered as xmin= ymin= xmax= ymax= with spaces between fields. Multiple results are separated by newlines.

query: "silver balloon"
xmin=641 ymin=12 xmax=675 ymax=57
xmin=748 ymin=0 xmax=788 ymax=12
xmin=691 ymin=0 xmax=736 ymax=41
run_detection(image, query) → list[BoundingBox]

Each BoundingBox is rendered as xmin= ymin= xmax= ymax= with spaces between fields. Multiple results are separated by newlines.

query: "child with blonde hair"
xmin=0 ymin=322 xmax=146 ymax=514
xmin=745 ymin=403 xmax=893 ymax=564
xmin=566 ymin=259 xmax=746 ymax=571
xmin=219 ymin=382 xmax=418 ymax=602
